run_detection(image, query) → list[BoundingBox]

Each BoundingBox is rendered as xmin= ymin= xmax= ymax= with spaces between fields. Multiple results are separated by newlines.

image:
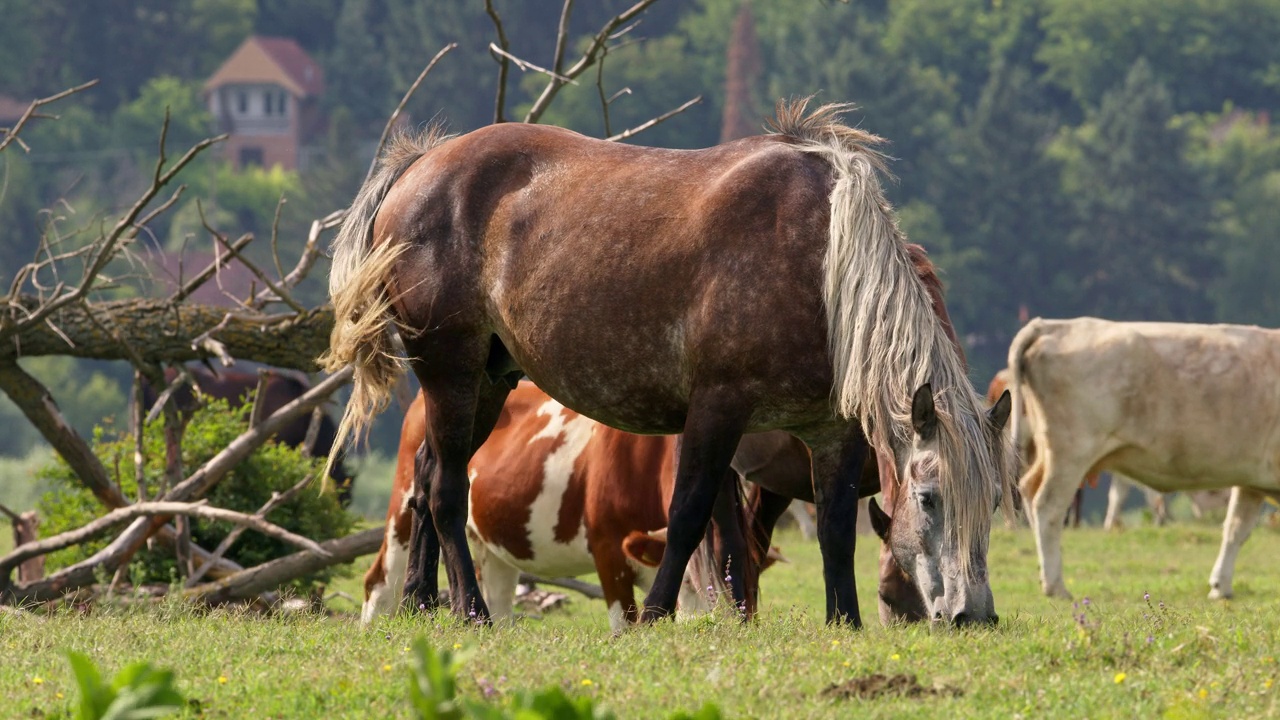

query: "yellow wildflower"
xmin=891 ymin=653 xmax=901 ymax=661
xmin=582 ymin=679 xmax=595 ymax=687
xmin=831 ymin=640 xmax=840 ymax=647
xmin=382 ymin=664 xmax=393 ymax=672
xmin=1114 ymin=673 xmax=1126 ymax=684
xmin=55 ymin=692 xmax=64 ymax=700
xmin=842 ymin=661 xmax=851 ymax=668
xmin=453 ymin=643 xmax=462 ymax=649
xmin=1198 ymin=689 xmax=1208 ymax=699
xmin=217 ymin=676 xmax=228 ymax=685
xmin=31 ymin=677 xmax=43 ymax=685
xmin=1265 ymin=679 xmax=1274 ymax=690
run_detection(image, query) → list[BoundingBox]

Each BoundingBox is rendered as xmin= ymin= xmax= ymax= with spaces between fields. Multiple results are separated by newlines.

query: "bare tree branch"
xmin=184 ymin=473 xmax=316 ymax=588
xmin=0 ymin=120 xmax=226 ymax=343
xmin=0 ymin=80 xmax=99 ymax=155
xmin=0 ymin=500 xmax=329 ymax=582
xmin=367 ymin=43 xmax=458 ymax=183
xmin=607 ymin=96 xmax=703 ymax=142
xmin=524 ymin=0 xmax=660 ymax=124
xmin=484 ymin=0 xmax=512 ymax=123
xmin=183 ymin=527 xmax=383 ymax=604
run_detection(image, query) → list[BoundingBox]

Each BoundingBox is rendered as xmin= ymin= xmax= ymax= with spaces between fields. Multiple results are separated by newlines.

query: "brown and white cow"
xmin=363 ymin=381 xmax=772 ymax=630
xmin=1008 ymin=317 xmax=1280 ymax=599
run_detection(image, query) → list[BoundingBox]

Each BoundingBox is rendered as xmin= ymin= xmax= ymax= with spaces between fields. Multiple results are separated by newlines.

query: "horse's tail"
xmin=319 ymin=127 xmax=451 ymax=478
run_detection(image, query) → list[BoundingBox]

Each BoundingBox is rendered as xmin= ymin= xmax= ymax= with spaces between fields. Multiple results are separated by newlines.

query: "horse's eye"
xmin=917 ymin=489 xmax=938 ymax=510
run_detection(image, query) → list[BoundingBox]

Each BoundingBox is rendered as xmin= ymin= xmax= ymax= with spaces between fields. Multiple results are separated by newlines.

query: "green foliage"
xmin=35 ymin=398 xmax=353 ymax=587
xmin=1039 ymin=0 xmax=1280 ymax=112
xmin=1053 ymin=59 xmax=1215 ymax=322
xmin=66 ymin=651 xmax=184 ymax=720
xmin=113 ymin=76 xmax=214 ymax=156
xmin=406 ymin=639 xmax=721 ymax=720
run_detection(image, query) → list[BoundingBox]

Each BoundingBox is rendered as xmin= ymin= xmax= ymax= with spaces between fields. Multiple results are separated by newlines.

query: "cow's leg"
xmin=787 ymin=501 xmax=818 ymax=540
xmin=1104 ymin=475 xmax=1129 ymax=531
xmin=804 ymin=431 xmax=868 ymax=627
xmin=1208 ymin=487 xmax=1264 ymax=600
xmin=471 ymin=537 xmax=519 ymax=623
xmin=362 ymin=489 xmax=414 ymax=623
xmin=594 ymin=542 xmax=642 ymax=632
xmin=1146 ymin=488 xmax=1169 ymax=526
xmin=640 ymin=394 xmax=750 ymax=622
xmin=1029 ymin=450 xmax=1084 ymax=599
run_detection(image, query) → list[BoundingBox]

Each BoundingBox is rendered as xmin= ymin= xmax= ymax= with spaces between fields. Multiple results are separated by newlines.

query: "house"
xmin=204 ymin=36 xmax=325 ymax=171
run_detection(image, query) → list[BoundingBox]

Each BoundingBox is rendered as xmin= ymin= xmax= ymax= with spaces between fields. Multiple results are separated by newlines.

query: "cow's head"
xmin=870 ymin=383 xmax=1011 ymax=627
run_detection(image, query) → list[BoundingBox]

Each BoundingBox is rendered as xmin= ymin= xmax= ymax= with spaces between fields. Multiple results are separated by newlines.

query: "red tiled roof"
xmin=255 ymin=37 xmax=325 ymax=96
xmin=205 ymin=36 xmax=324 ymax=98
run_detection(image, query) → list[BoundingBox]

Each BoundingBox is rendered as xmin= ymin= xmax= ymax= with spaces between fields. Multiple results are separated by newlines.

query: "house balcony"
xmin=223 ymin=116 xmax=290 ymax=136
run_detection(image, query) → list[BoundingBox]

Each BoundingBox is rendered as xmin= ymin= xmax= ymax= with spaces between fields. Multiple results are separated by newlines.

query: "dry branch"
xmin=1 ymin=368 xmax=352 ymax=604
xmin=368 ymin=43 xmax=457 ymax=182
xmin=0 ymin=80 xmax=99 ymax=154
xmin=184 ymin=527 xmax=383 ymax=604
xmin=0 ymin=500 xmax=329 ymax=582
xmin=518 ymin=573 xmax=604 ymax=600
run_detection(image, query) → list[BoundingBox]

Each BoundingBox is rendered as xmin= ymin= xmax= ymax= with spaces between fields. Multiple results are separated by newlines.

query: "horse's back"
xmin=379 ymin=124 xmax=838 ymax=433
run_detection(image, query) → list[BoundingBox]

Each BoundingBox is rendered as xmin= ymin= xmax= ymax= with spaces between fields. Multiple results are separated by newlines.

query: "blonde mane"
xmin=770 ymin=97 xmax=1013 ymax=571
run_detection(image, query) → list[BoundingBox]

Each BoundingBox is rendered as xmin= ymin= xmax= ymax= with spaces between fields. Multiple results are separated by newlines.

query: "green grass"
xmin=3 ymin=522 xmax=1280 ymax=719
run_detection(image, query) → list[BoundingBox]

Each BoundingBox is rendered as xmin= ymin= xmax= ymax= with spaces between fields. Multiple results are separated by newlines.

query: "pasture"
xmin=3 ymin=521 xmax=1278 ymax=719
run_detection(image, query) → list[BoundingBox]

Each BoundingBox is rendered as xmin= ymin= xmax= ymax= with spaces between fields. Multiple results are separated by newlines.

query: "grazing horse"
xmin=322 ymin=99 xmax=1013 ymax=627
xmin=737 ymin=243 xmax=987 ymax=625
xmin=1009 ymin=317 xmax=1280 ymax=599
xmin=363 ymin=381 xmax=777 ymax=630
xmin=140 ymin=366 xmax=356 ymax=505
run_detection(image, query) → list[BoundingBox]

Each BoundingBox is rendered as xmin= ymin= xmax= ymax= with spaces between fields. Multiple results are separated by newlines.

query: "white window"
xmin=237 ymin=91 xmax=248 ymax=114
xmin=277 ymin=92 xmax=288 ymax=117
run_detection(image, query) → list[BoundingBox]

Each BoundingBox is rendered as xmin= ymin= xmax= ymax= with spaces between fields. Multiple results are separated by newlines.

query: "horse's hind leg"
xmin=410 ymin=350 xmax=512 ymax=622
xmin=403 ymin=441 xmax=443 ymax=611
xmin=1208 ymin=486 xmax=1264 ymax=600
xmin=640 ymin=394 xmax=750 ymax=622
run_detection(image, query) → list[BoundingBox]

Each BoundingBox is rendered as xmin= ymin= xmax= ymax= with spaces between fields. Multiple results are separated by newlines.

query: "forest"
xmin=3 ymin=0 xmax=1280 ymax=462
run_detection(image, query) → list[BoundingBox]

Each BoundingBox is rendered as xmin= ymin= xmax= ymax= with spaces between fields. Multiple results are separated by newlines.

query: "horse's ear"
xmin=988 ymin=389 xmax=1012 ymax=433
xmin=911 ymin=383 xmax=938 ymax=440
xmin=868 ymin=498 xmax=891 ymax=541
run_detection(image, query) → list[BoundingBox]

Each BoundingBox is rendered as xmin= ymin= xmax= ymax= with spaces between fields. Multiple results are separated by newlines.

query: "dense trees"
xmin=4 ymin=0 xmax=1280 ymax=455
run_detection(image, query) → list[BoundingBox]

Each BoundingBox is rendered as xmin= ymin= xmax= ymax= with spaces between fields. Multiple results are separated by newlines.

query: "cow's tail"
xmin=1006 ymin=318 xmax=1046 ymax=499
xmin=318 ymin=126 xmax=451 ymax=483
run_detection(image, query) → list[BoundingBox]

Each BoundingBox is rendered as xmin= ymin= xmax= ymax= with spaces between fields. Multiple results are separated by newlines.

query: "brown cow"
xmin=362 ymin=381 xmax=776 ymax=630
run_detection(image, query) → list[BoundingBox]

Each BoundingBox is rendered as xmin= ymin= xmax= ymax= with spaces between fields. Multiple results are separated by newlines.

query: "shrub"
xmin=36 ymin=398 xmax=354 ymax=589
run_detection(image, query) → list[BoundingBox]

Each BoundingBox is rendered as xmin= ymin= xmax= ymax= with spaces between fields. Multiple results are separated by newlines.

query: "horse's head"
xmin=869 ymin=383 xmax=1011 ymax=627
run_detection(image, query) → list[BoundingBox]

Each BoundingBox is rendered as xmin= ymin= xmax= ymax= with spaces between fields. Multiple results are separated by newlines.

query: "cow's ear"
xmin=868 ymin=498 xmax=891 ymax=541
xmin=911 ymin=384 xmax=938 ymax=441
xmin=988 ymin=389 xmax=1012 ymax=433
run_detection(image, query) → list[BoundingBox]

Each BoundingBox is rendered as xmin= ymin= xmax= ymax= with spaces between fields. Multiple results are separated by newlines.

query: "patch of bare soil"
xmin=821 ymin=673 xmax=962 ymax=701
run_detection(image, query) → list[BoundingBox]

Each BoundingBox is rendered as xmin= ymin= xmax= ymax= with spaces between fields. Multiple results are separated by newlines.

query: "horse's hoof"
xmin=1208 ymin=586 xmax=1231 ymax=601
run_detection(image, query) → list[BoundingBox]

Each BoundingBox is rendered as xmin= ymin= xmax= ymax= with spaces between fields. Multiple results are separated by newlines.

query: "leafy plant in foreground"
xmin=66 ymin=651 xmax=184 ymax=720
xmin=406 ymin=639 xmax=722 ymax=720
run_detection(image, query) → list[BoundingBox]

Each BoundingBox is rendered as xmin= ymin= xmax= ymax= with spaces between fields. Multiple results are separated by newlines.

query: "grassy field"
xmin=3 ymin=518 xmax=1279 ymax=719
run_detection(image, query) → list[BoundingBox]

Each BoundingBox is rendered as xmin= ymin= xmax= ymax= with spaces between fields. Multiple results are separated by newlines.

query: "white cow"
xmin=1008 ymin=317 xmax=1279 ymax=599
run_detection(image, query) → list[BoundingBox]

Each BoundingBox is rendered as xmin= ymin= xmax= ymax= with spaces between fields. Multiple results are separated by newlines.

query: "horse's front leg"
xmin=805 ymin=430 xmax=869 ymax=627
xmin=641 ymin=393 xmax=750 ymax=622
